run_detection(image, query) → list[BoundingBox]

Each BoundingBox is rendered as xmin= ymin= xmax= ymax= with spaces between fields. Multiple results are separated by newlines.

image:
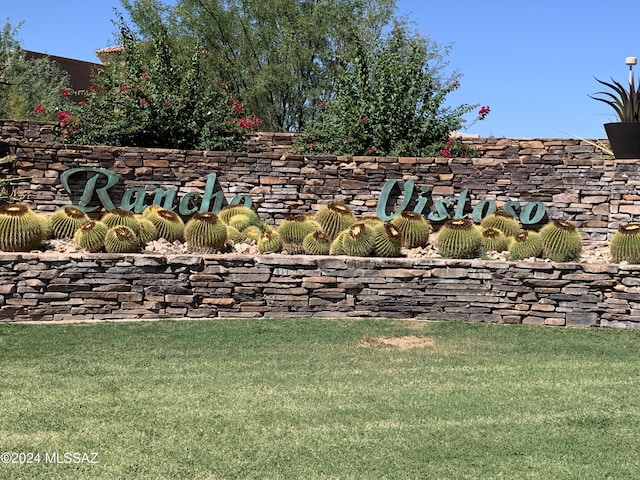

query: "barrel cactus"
xmin=329 ymin=230 xmax=347 ymax=255
xmin=436 ymin=219 xmax=483 ymax=259
xmin=315 ymin=203 xmax=356 ymax=240
xmin=136 ymin=218 xmax=158 ymax=244
xmin=341 ymin=222 xmax=375 ymax=257
xmin=480 ymin=209 xmax=521 ymax=237
xmin=372 ymin=223 xmax=403 ymax=257
xmin=257 ymin=229 xmax=283 ymax=254
xmin=185 ymin=212 xmax=228 ymax=253
xmin=539 ymin=219 xmax=582 ymax=262
xmin=480 ymin=227 xmax=509 ymax=253
xmin=227 ymin=214 xmax=253 ymax=232
xmin=50 ymin=206 xmax=91 ymax=239
xmin=146 ymin=208 xmax=185 ymax=242
xmin=226 ymin=225 xmax=244 ymax=243
xmin=243 ymin=225 xmax=263 ymax=241
xmin=302 ymin=230 xmax=331 ymax=255
xmin=73 ymin=220 xmax=108 ymax=253
xmin=508 ymin=230 xmax=543 ymax=261
xmin=101 ymin=208 xmax=141 ymax=234
xmin=0 ymin=203 xmax=44 ymax=252
xmin=36 ymin=213 xmax=53 ymax=239
xmin=104 ymin=226 xmax=140 ymax=253
xmin=218 ymin=205 xmax=261 ymax=227
xmin=610 ymin=224 xmax=640 ymax=263
xmin=390 ymin=211 xmax=430 ymax=248
xmin=278 ymin=215 xmax=320 ymax=244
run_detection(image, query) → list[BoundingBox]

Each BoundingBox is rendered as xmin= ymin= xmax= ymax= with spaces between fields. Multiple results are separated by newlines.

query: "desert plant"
xmin=539 ymin=219 xmax=582 ymax=262
xmin=146 ymin=209 xmax=185 ymax=243
xmin=508 ymin=230 xmax=543 ymax=261
xmin=50 ymin=206 xmax=91 ymax=239
xmin=35 ymin=212 xmax=53 ymax=240
xmin=436 ymin=219 xmax=482 ymax=259
xmin=243 ymin=225 xmax=262 ymax=241
xmin=141 ymin=204 xmax=165 ymax=218
xmin=341 ymin=222 xmax=375 ymax=257
xmin=136 ymin=217 xmax=158 ymax=244
xmin=104 ymin=226 xmax=140 ymax=253
xmin=480 ymin=227 xmax=509 ymax=253
xmin=278 ymin=215 xmax=320 ymax=244
xmin=257 ymin=229 xmax=283 ymax=254
xmin=218 ymin=205 xmax=261 ymax=227
xmin=226 ymin=225 xmax=244 ymax=243
xmin=227 ymin=214 xmax=253 ymax=233
xmin=73 ymin=220 xmax=108 ymax=253
xmin=480 ymin=209 xmax=521 ymax=237
xmin=184 ymin=212 xmax=228 ymax=253
xmin=315 ymin=203 xmax=356 ymax=240
xmin=372 ymin=222 xmax=403 ymax=257
xmin=591 ymin=76 xmax=640 ymax=122
xmin=329 ymin=230 xmax=347 ymax=255
xmin=390 ymin=211 xmax=430 ymax=248
xmin=0 ymin=203 xmax=44 ymax=252
xmin=101 ymin=208 xmax=141 ymax=234
xmin=302 ymin=230 xmax=332 ymax=256
xmin=610 ymin=224 xmax=640 ymax=263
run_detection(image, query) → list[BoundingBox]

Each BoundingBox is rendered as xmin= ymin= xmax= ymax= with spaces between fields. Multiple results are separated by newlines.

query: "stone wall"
xmin=0 ymin=252 xmax=636 ymax=328
xmin=3 ymin=119 xmax=640 ymax=327
xmin=0 ymin=120 xmax=630 ymax=243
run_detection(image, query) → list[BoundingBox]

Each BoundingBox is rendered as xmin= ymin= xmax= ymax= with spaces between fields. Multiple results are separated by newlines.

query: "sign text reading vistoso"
xmin=60 ymin=168 xmax=546 ymax=224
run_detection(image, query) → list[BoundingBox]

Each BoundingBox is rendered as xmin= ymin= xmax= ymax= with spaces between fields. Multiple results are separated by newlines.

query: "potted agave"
xmin=590 ymin=57 xmax=640 ymax=159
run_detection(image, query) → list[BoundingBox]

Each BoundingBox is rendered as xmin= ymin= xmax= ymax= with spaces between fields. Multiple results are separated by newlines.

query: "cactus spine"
xmin=480 ymin=209 xmax=521 ymax=237
xmin=257 ymin=229 xmax=283 ymax=254
xmin=278 ymin=215 xmax=320 ymax=244
xmin=539 ymin=219 xmax=582 ymax=262
xmin=341 ymin=222 xmax=375 ymax=257
xmin=436 ymin=219 xmax=482 ymax=259
xmin=480 ymin=227 xmax=509 ymax=252
xmin=610 ymin=224 xmax=640 ymax=263
xmin=147 ymin=209 xmax=185 ymax=242
xmin=0 ymin=203 xmax=44 ymax=252
xmin=104 ymin=226 xmax=139 ymax=253
xmin=136 ymin=218 xmax=158 ymax=244
xmin=373 ymin=223 xmax=403 ymax=257
xmin=185 ymin=212 xmax=228 ymax=253
xmin=50 ymin=206 xmax=91 ymax=239
xmin=508 ymin=230 xmax=543 ymax=261
xmin=101 ymin=208 xmax=141 ymax=234
xmin=302 ymin=230 xmax=331 ymax=255
xmin=390 ymin=211 xmax=430 ymax=248
xmin=218 ymin=205 xmax=261 ymax=226
xmin=315 ymin=203 xmax=356 ymax=240
xmin=73 ymin=220 xmax=108 ymax=252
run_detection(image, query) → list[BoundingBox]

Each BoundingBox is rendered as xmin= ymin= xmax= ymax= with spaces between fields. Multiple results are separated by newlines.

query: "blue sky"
xmin=4 ymin=0 xmax=639 ymax=139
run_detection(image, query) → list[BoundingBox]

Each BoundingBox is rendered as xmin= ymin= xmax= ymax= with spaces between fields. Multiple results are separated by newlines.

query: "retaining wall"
xmin=2 ymin=120 xmax=640 ymax=327
xmin=0 ymin=252 xmax=637 ymax=328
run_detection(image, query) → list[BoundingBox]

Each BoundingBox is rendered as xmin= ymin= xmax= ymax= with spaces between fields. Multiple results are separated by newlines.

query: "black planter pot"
xmin=604 ymin=122 xmax=640 ymax=159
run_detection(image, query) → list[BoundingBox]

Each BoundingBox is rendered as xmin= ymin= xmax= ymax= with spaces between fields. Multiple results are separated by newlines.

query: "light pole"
xmin=626 ymin=56 xmax=637 ymax=87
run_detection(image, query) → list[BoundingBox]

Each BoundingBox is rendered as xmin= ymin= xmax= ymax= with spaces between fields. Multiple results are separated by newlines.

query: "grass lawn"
xmin=1 ymin=318 xmax=640 ymax=479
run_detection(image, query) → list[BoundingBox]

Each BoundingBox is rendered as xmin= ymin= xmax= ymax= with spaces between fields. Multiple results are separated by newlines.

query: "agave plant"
xmin=591 ymin=76 xmax=640 ymax=122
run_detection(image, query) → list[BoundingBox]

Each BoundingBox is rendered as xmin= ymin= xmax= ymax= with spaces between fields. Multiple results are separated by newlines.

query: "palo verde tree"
xmin=0 ymin=20 xmax=71 ymax=121
xmin=120 ymin=0 xmax=397 ymax=132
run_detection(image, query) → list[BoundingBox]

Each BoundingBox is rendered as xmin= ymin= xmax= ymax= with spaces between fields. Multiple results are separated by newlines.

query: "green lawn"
xmin=1 ymin=318 xmax=640 ymax=479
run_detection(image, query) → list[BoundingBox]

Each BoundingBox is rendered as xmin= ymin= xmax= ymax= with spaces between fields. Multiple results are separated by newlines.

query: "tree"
xmin=55 ymin=16 xmax=259 ymax=151
xmin=0 ymin=20 xmax=71 ymax=121
xmin=120 ymin=0 xmax=396 ymax=132
xmin=295 ymin=23 xmax=480 ymax=157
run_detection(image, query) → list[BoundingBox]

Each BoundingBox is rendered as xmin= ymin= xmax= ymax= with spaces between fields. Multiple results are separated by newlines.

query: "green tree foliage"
xmin=0 ymin=20 xmax=71 ymax=121
xmin=121 ymin=0 xmax=397 ymax=132
xmin=56 ymin=16 xmax=259 ymax=150
xmin=295 ymin=24 xmax=478 ymax=157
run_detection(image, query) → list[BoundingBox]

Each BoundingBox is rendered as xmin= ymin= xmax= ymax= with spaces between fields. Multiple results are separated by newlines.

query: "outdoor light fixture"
xmin=626 ymin=56 xmax=637 ymax=85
